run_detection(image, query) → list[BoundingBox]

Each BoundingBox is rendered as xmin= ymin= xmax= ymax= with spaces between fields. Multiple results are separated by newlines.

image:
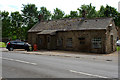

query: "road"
xmin=1 ymin=51 xmax=118 ymax=78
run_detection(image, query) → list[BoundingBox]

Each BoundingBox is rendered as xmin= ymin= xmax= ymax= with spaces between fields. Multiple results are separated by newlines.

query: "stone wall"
xmin=105 ymin=21 xmax=117 ymax=53
xmin=28 ymin=21 xmax=117 ymax=53
xmin=37 ymin=35 xmax=57 ymax=50
xmin=118 ymin=27 xmax=120 ymax=39
xmin=56 ymin=30 xmax=106 ymax=53
xmin=28 ymin=32 xmax=39 ymax=46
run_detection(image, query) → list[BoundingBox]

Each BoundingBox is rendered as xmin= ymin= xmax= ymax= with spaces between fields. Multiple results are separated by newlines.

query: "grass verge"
xmin=0 ymin=42 xmax=6 ymax=48
xmin=117 ymin=46 xmax=120 ymax=51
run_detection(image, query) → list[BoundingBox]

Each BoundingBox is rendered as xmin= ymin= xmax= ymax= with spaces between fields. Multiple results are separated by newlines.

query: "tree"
xmin=104 ymin=5 xmax=118 ymax=17
xmin=97 ymin=5 xmax=120 ymax=27
xmin=97 ymin=6 xmax=105 ymax=17
xmin=21 ymin=4 xmax=38 ymax=28
xmin=69 ymin=11 xmax=78 ymax=18
xmin=52 ymin=8 xmax=64 ymax=20
xmin=39 ymin=7 xmax=51 ymax=21
xmin=10 ymin=11 xmax=23 ymax=39
xmin=114 ymin=13 xmax=120 ymax=27
xmin=64 ymin=14 xmax=70 ymax=18
xmin=21 ymin=4 xmax=39 ymax=39
xmin=1 ymin=11 xmax=11 ymax=38
xmin=77 ymin=3 xmax=97 ymax=18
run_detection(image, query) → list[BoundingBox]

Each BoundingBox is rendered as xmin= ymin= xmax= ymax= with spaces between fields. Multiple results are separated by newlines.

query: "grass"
xmin=0 ymin=42 xmax=6 ymax=48
xmin=117 ymin=46 xmax=120 ymax=51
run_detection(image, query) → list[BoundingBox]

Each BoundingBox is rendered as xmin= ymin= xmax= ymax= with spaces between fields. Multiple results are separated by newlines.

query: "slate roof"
xmin=28 ymin=17 xmax=113 ymax=32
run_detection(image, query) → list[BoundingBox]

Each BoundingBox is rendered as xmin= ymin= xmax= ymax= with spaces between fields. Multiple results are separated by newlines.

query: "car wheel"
xmin=9 ymin=47 xmax=14 ymax=51
xmin=27 ymin=49 xmax=30 ymax=51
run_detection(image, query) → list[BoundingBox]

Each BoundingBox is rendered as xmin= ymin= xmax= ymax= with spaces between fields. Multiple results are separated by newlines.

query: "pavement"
xmin=0 ymin=48 xmax=119 ymax=61
xmin=0 ymin=48 xmax=118 ymax=61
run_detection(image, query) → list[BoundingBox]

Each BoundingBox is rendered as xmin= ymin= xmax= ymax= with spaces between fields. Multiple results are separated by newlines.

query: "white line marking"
xmin=1 ymin=57 xmax=37 ymax=65
xmin=69 ymin=70 xmax=108 ymax=78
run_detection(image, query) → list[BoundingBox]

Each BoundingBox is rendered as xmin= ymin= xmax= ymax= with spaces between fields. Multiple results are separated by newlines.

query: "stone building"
xmin=118 ymin=27 xmax=120 ymax=39
xmin=28 ymin=17 xmax=118 ymax=53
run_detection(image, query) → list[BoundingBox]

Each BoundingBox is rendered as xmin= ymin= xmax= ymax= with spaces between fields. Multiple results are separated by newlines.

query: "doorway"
xmin=111 ymin=35 xmax=113 ymax=51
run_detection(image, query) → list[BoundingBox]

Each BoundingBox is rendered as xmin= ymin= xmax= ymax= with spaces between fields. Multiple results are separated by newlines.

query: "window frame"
xmin=79 ymin=37 xmax=85 ymax=45
xmin=57 ymin=38 xmax=63 ymax=47
xmin=66 ymin=38 xmax=72 ymax=47
xmin=38 ymin=38 xmax=42 ymax=45
xmin=92 ymin=37 xmax=102 ymax=49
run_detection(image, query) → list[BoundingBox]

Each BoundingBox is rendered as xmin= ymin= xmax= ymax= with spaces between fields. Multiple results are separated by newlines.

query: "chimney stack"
xmin=81 ymin=10 xmax=86 ymax=19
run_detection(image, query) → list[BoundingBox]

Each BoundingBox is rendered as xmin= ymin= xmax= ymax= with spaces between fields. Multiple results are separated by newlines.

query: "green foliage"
xmin=97 ymin=5 xmax=120 ymax=27
xmin=114 ymin=13 xmax=120 ymax=27
xmin=0 ymin=42 xmax=6 ymax=48
xmin=21 ymin=4 xmax=39 ymax=39
xmin=39 ymin=7 xmax=51 ymax=21
xmin=64 ymin=11 xmax=79 ymax=19
xmin=1 ymin=11 xmax=11 ymax=38
xmin=21 ymin=4 xmax=39 ymax=28
xmin=10 ymin=11 xmax=23 ymax=39
xmin=1 ymin=3 xmax=120 ymax=41
xmin=104 ymin=5 xmax=118 ymax=17
xmin=69 ymin=11 xmax=78 ymax=18
xmin=97 ymin=6 xmax=106 ymax=17
xmin=52 ymin=8 xmax=65 ymax=20
xmin=77 ymin=3 xmax=97 ymax=18
xmin=117 ymin=46 xmax=120 ymax=51
xmin=64 ymin=14 xmax=70 ymax=18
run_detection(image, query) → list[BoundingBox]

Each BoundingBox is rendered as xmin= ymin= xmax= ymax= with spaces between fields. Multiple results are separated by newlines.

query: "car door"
xmin=16 ymin=41 xmax=25 ymax=49
xmin=11 ymin=41 xmax=17 ymax=49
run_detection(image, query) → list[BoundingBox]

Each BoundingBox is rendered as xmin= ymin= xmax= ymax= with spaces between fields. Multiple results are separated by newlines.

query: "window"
xmin=79 ymin=37 xmax=85 ymax=44
xmin=57 ymin=38 xmax=63 ymax=46
xmin=92 ymin=37 xmax=101 ymax=49
xmin=47 ymin=37 xmax=50 ymax=43
xmin=39 ymin=38 xmax=42 ymax=45
xmin=11 ymin=41 xmax=17 ymax=44
xmin=16 ymin=42 xmax=25 ymax=45
xmin=66 ymin=38 xmax=72 ymax=47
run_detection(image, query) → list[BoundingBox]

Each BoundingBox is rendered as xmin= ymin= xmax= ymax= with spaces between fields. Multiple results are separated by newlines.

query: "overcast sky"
xmin=0 ymin=0 xmax=120 ymax=14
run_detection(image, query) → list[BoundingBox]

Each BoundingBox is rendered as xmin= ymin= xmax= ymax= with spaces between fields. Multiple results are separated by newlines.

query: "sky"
xmin=0 ymin=0 xmax=120 ymax=14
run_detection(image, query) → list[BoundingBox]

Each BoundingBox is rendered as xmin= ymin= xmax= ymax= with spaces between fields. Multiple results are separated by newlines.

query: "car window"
xmin=11 ymin=41 xmax=17 ymax=44
xmin=16 ymin=42 xmax=25 ymax=45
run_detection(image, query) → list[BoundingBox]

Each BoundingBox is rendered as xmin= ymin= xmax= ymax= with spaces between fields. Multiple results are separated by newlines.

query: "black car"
xmin=6 ymin=40 xmax=32 ymax=51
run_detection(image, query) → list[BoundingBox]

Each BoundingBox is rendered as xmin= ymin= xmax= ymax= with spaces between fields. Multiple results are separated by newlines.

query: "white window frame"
xmin=92 ymin=37 xmax=101 ymax=49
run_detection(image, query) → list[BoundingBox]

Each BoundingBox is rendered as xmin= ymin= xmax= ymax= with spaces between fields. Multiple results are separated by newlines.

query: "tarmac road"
xmin=1 ymin=51 xmax=118 ymax=78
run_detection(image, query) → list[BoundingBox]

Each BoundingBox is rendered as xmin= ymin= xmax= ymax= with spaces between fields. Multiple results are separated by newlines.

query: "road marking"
xmin=0 ymin=57 xmax=37 ymax=65
xmin=69 ymin=70 xmax=108 ymax=78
